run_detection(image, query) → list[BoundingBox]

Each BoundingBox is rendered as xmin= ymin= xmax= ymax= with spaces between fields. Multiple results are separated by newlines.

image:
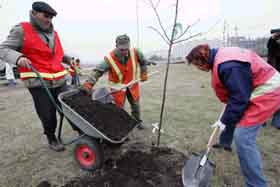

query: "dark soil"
xmin=62 ymin=92 xmax=138 ymax=140
xmin=38 ymin=145 xmax=186 ymax=187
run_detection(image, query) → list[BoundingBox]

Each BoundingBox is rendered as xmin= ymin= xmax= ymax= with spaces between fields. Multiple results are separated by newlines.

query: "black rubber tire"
xmin=74 ymin=136 xmax=103 ymax=171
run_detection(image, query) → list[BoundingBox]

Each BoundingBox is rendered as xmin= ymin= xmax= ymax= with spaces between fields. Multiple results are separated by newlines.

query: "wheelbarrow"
xmin=29 ymin=65 xmax=140 ymax=171
xmin=58 ymin=89 xmax=140 ymax=171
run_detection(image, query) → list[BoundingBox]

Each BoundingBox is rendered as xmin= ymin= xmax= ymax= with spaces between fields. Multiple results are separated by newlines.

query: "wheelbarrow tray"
xmin=58 ymin=89 xmax=139 ymax=144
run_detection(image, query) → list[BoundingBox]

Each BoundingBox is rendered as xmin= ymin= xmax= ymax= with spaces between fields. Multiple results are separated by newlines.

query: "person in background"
xmin=186 ymin=44 xmax=280 ymax=187
xmin=69 ymin=57 xmax=81 ymax=86
xmin=263 ymin=28 xmax=280 ymax=129
xmin=0 ymin=59 xmax=17 ymax=86
xmin=0 ymin=1 xmax=80 ymax=152
xmin=82 ymin=34 xmax=149 ymax=130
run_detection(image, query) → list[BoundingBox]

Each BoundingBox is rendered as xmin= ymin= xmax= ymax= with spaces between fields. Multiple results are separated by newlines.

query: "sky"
xmin=0 ymin=0 xmax=279 ymax=63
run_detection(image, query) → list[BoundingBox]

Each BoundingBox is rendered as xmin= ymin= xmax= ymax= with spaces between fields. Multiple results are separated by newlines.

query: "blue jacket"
xmin=208 ymin=48 xmax=253 ymax=126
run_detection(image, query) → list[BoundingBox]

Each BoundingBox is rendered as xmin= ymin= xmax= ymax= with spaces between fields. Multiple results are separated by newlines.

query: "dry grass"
xmin=0 ymin=64 xmax=279 ymax=187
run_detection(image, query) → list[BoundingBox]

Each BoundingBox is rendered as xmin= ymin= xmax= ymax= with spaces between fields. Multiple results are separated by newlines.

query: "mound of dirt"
xmin=38 ymin=146 xmax=186 ymax=187
xmin=62 ymin=91 xmax=138 ymax=140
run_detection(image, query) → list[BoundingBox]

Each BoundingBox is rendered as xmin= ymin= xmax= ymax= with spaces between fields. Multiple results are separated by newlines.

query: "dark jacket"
xmin=267 ymin=37 xmax=280 ymax=72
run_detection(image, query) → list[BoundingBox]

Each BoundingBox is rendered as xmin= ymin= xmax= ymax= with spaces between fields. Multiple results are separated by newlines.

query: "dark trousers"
xmin=126 ymin=89 xmax=141 ymax=122
xmin=28 ymin=84 xmax=78 ymax=137
xmin=219 ymin=123 xmax=235 ymax=147
xmin=71 ymin=75 xmax=80 ymax=86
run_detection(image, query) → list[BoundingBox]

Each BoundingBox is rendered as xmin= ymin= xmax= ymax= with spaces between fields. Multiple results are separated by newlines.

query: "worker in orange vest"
xmin=69 ymin=58 xmax=81 ymax=86
xmin=186 ymin=44 xmax=280 ymax=187
xmin=0 ymin=1 xmax=80 ymax=152
xmin=82 ymin=34 xmax=149 ymax=129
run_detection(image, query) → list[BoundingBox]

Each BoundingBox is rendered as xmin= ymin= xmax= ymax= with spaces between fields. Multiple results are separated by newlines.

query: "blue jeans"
xmin=219 ymin=124 xmax=235 ymax=147
xmin=271 ymin=109 xmax=280 ymax=128
xmin=234 ymin=125 xmax=267 ymax=187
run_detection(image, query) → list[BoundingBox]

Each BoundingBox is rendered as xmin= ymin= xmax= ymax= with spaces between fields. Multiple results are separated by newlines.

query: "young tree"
xmin=145 ymin=0 xmax=202 ymax=146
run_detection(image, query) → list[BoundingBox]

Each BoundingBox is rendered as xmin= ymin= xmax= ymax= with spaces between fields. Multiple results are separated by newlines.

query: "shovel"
xmin=92 ymin=71 xmax=159 ymax=102
xmin=182 ymin=107 xmax=225 ymax=187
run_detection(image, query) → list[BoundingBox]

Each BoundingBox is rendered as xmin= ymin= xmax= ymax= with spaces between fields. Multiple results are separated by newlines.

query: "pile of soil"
xmin=38 ymin=146 xmax=187 ymax=187
xmin=62 ymin=92 xmax=138 ymax=140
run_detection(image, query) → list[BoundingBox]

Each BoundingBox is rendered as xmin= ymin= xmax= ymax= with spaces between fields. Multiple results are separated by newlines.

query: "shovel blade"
xmin=182 ymin=154 xmax=214 ymax=187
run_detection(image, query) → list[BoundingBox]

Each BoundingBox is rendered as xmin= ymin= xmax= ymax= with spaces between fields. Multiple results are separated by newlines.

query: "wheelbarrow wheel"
xmin=74 ymin=136 xmax=103 ymax=171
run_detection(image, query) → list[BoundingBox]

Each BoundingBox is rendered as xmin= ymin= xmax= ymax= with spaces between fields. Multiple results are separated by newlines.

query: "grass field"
xmin=0 ymin=63 xmax=279 ymax=186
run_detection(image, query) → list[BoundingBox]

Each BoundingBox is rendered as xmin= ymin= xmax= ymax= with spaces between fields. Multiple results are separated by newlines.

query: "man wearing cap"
xmin=186 ymin=44 xmax=280 ymax=187
xmin=0 ymin=1 xmax=80 ymax=152
xmin=82 ymin=34 xmax=149 ymax=129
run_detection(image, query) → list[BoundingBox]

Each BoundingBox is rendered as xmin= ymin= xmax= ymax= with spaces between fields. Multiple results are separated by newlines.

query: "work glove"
xmin=140 ymin=71 xmax=148 ymax=82
xmin=80 ymin=80 xmax=94 ymax=95
xmin=211 ymin=120 xmax=226 ymax=133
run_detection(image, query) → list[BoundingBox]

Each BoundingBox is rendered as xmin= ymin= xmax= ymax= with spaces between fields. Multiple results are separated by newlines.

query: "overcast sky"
xmin=0 ymin=0 xmax=279 ymax=63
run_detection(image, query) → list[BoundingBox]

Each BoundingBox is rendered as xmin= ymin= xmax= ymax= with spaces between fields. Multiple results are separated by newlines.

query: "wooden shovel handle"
xmin=207 ymin=105 xmax=226 ymax=149
xmin=207 ymin=126 xmax=220 ymax=148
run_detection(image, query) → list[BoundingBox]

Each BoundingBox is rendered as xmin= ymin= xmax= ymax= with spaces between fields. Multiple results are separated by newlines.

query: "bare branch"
xmin=155 ymin=0 xmax=160 ymax=8
xmin=173 ymin=32 xmax=203 ymax=44
xmin=148 ymin=26 xmax=170 ymax=45
xmin=147 ymin=0 xmax=171 ymax=42
xmin=175 ymin=18 xmax=200 ymax=40
xmin=204 ymin=19 xmax=222 ymax=35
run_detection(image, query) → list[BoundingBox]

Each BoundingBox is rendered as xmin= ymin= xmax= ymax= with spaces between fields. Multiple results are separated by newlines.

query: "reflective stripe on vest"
xmin=106 ymin=54 xmax=123 ymax=82
xmin=20 ymin=70 xmax=68 ymax=79
xmin=251 ymin=72 xmax=280 ymax=99
xmin=107 ymin=48 xmax=138 ymax=90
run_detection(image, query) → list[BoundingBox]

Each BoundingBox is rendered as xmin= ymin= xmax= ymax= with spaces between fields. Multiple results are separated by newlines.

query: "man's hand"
xmin=17 ymin=57 xmax=31 ymax=68
xmin=140 ymin=71 xmax=148 ymax=82
xmin=80 ymin=80 xmax=94 ymax=95
xmin=211 ymin=120 xmax=226 ymax=133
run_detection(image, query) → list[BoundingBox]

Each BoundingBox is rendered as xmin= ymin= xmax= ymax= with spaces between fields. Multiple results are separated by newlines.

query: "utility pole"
xmin=226 ymin=23 xmax=231 ymax=46
xmin=223 ymin=20 xmax=227 ymax=47
xmin=136 ymin=0 xmax=140 ymax=48
xmin=234 ymin=25 xmax=239 ymax=37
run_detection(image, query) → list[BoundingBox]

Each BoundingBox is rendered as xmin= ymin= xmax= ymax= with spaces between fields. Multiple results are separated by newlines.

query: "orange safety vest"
xmin=19 ymin=22 xmax=67 ymax=80
xmin=105 ymin=48 xmax=140 ymax=107
xmin=212 ymin=47 xmax=280 ymax=127
xmin=69 ymin=64 xmax=80 ymax=76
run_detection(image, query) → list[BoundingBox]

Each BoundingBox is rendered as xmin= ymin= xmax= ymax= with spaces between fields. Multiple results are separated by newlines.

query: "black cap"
xmin=116 ymin=34 xmax=130 ymax=49
xmin=32 ymin=1 xmax=57 ymax=16
xmin=271 ymin=28 xmax=280 ymax=34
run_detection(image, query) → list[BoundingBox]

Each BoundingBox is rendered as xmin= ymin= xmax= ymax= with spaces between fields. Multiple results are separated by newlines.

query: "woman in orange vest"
xmin=186 ymin=44 xmax=280 ymax=187
xmin=82 ymin=34 xmax=148 ymax=129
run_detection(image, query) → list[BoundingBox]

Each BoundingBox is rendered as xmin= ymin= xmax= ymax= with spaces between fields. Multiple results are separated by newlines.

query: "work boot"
xmin=213 ymin=143 xmax=232 ymax=152
xmin=47 ymin=134 xmax=65 ymax=152
xmin=137 ymin=121 xmax=145 ymax=130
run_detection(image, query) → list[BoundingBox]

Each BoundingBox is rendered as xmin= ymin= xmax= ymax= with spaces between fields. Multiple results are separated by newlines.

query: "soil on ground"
xmin=38 ymin=144 xmax=187 ymax=187
xmin=62 ymin=92 xmax=138 ymax=140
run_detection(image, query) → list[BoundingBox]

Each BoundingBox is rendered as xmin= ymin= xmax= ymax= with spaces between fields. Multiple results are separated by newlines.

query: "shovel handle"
xmin=206 ymin=105 xmax=226 ymax=149
xmin=207 ymin=126 xmax=220 ymax=149
xmin=93 ymin=71 xmax=159 ymax=100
